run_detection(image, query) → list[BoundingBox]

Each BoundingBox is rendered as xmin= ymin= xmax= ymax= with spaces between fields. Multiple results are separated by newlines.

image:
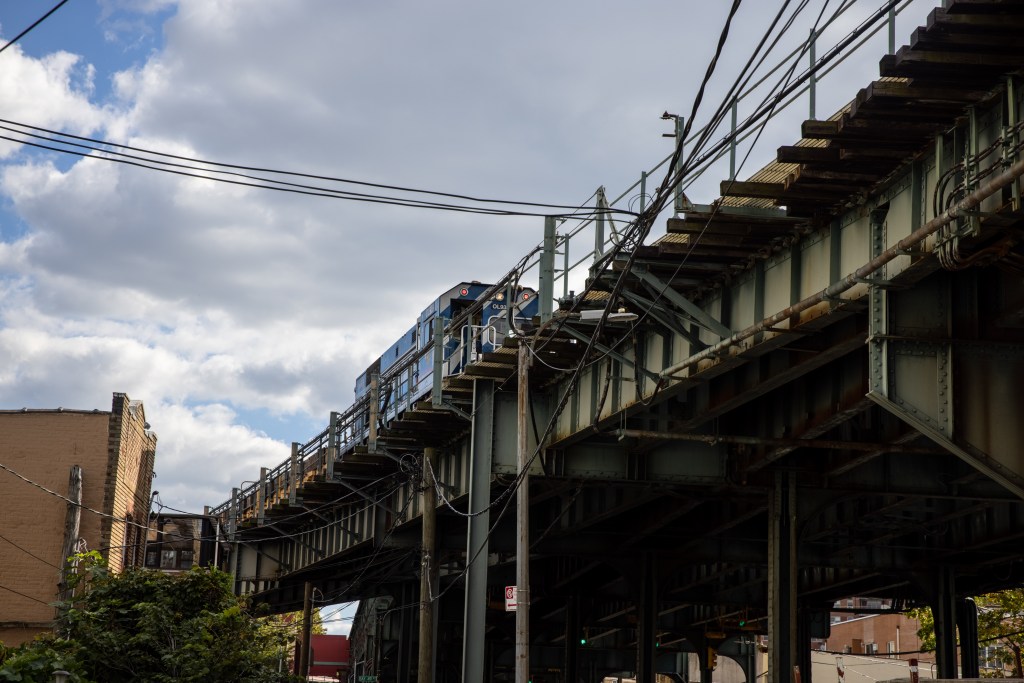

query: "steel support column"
xmin=288 ymin=442 xmax=299 ymax=504
xmin=768 ymin=471 xmax=798 ymax=683
xmin=397 ymin=583 xmax=414 ymax=683
xmin=957 ymin=598 xmax=979 ymax=679
xmin=933 ymin=567 xmax=959 ymax=679
xmin=637 ymin=552 xmax=657 ymax=683
xmin=797 ymin=609 xmax=813 ymax=683
xmin=565 ymin=595 xmax=579 ymax=683
xmin=540 ymin=216 xmax=556 ymax=323
xmin=462 ymin=379 xmax=496 ymax=683
xmin=516 ymin=343 xmax=532 ymax=683
xmin=419 ymin=447 xmax=439 ymax=683
xmin=692 ymin=634 xmax=713 ymax=683
xmin=738 ymin=641 xmax=757 ymax=683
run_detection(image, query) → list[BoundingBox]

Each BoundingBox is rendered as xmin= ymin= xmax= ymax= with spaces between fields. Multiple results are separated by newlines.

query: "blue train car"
xmin=354 ymin=281 xmax=538 ymax=432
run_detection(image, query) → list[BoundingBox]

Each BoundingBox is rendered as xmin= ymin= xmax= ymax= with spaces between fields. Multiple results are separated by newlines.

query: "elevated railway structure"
xmin=213 ymin=1 xmax=1024 ymax=681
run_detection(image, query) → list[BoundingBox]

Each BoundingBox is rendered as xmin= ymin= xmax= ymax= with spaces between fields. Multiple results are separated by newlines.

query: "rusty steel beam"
xmin=661 ymin=156 xmax=1024 ymax=379
xmin=615 ymin=429 xmax=942 ymax=454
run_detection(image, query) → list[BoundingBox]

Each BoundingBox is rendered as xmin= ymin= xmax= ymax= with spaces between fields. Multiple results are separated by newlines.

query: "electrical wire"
xmin=0 ymin=0 xmax=71 ymax=57
xmin=0 ymin=119 xmax=638 ymax=220
xmin=0 ymin=531 xmax=62 ymax=571
xmin=0 ymin=581 xmax=53 ymax=606
xmin=311 ymin=493 xmax=416 ymax=604
xmin=592 ymin=0 xmax=840 ymax=364
xmin=209 ymin=0 xmax=888 ymax=532
xmin=547 ymin=0 xmax=903 ymax=383
xmin=360 ymin=0 xmax=761 ymax=620
xmin=0 ymin=456 xmax=407 ymax=557
xmin=248 ymin=4 xmax=912 ymax=619
xmin=212 ymin=0 xmax=921 ymax=633
xmin=0 ymin=461 xmax=151 ymax=531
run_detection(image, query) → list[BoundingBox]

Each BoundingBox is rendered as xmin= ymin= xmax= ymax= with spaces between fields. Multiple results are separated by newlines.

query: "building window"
xmin=888 ymin=641 xmax=896 ymax=657
xmin=160 ymin=550 xmax=176 ymax=568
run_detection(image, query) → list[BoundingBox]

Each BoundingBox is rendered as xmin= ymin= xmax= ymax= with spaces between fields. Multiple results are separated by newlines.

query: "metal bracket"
xmin=336 ymin=479 xmax=398 ymax=516
xmin=619 ymin=289 xmax=705 ymax=346
xmin=266 ymin=523 xmax=326 ymax=557
xmin=631 ymin=266 xmax=732 ymax=339
xmin=561 ymin=325 xmax=661 ymax=381
xmin=441 ymin=401 xmax=472 ymax=422
xmin=298 ymin=503 xmax=332 ymax=525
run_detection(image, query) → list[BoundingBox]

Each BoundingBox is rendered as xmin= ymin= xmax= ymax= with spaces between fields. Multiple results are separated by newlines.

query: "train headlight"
xmin=522 ymin=292 xmax=531 ymax=300
xmin=495 ymin=292 xmax=505 ymax=302
xmin=460 ymin=287 xmax=469 ymax=296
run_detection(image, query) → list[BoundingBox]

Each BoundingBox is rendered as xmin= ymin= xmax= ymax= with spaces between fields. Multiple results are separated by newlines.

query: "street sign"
xmin=505 ymin=585 xmax=517 ymax=611
xmin=358 ymin=676 xmax=377 ymax=683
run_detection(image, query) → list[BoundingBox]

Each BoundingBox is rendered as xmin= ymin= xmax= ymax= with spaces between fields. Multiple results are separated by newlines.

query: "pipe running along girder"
xmin=661 ymin=157 xmax=1024 ymax=379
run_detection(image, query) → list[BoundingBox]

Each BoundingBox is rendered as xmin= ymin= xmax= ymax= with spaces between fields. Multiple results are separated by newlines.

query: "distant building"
xmin=0 ymin=393 xmax=156 ymax=647
xmin=306 ymin=634 xmax=350 ymax=680
xmin=143 ymin=513 xmax=221 ymax=572
xmin=824 ymin=612 xmax=929 ymax=664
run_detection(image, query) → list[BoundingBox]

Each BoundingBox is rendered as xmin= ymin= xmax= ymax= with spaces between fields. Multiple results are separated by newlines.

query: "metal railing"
xmin=213 ymin=0 xmax=919 ymax=535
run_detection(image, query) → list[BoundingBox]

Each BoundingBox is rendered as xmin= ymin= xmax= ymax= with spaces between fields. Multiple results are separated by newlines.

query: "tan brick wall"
xmin=0 ymin=394 xmax=156 ymax=648
xmin=102 ymin=394 xmax=157 ymax=573
xmin=826 ymin=613 xmax=930 ymax=663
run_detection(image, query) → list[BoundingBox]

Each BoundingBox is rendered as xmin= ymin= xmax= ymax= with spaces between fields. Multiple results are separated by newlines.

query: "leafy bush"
xmin=0 ymin=553 xmax=300 ymax=683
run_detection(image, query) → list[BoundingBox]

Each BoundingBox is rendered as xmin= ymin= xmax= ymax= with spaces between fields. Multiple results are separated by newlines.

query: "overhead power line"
xmin=0 ymin=0 xmax=71 ymax=57
xmin=0 ymin=581 xmax=53 ymax=606
xmin=0 ymin=531 xmax=62 ymax=571
xmin=0 ymin=460 xmax=150 ymax=531
xmin=0 ymin=118 xmax=636 ymax=220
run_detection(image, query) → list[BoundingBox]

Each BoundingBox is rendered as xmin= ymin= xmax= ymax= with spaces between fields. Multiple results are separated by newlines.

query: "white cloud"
xmin=0 ymin=0 xmax=939 ymax=515
xmin=147 ymin=401 xmax=287 ymax=511
xmin=0 ymin=47 xmax=106 ymax=159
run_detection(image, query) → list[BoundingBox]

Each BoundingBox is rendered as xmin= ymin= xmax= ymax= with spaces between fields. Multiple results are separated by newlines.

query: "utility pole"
xmin=299 ymin=581 xmax=313 ymax=679
xmin=57 ymin=465 xmax=82 ymax=606
xmin=515 ymin=342 xmax=531 ymax=683
xmin=419 ymin=447 xmax=439 ymax=683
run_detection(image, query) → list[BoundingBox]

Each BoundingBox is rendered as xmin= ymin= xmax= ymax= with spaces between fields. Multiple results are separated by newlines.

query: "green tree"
xmin=0 ymin=552 xmax=301 ymax=683
xmin=976 ymin=591 xmax=1024 ymax=677
xmin=909 ymin=589 xmax=1024 ymax=678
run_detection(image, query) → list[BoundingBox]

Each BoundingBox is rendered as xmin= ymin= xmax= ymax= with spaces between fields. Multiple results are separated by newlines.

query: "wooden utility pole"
xmin=418 ymin=446 xmax=439 ymax=683
xmin=515 ymin=342 xmax=531 ymax=683
xmin=57 ymin=465 xmax=83 ymax=603
xmin=56 ymin=465 xmax=83 ymax=636
xmin=299 ymin=581 xmax=313 ymax=678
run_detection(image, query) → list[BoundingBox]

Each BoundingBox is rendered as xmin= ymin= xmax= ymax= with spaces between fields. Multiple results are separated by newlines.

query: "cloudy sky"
xmin=0 ymin=0 xmax=935 ymax=627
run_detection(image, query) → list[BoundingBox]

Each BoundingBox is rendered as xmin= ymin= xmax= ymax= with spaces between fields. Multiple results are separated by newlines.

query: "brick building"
xmin=0 ymin=393 xmax=156 ymax=647
xmin=824 ymin=612 xmax=929 ymax=664
xmin=144 ymin=513 xmax=220 ymax=572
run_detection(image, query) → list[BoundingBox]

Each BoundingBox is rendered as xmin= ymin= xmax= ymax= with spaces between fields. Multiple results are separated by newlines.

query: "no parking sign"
xmin=505 ymin=585 xmax=517 ymax=611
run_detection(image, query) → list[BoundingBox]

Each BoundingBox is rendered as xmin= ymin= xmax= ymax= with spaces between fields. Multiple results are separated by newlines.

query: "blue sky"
xmin=0 ymin=0 xmax=937 ymax=633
